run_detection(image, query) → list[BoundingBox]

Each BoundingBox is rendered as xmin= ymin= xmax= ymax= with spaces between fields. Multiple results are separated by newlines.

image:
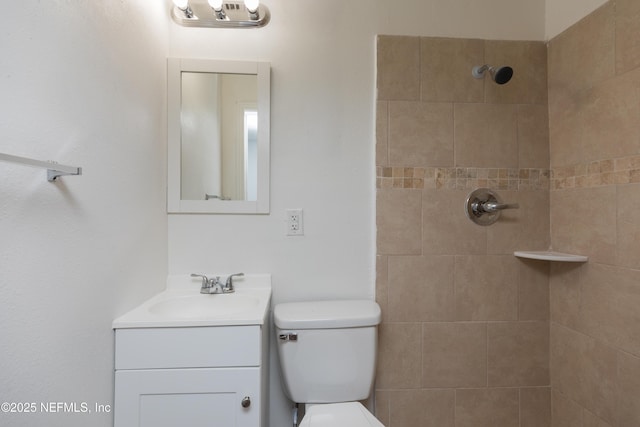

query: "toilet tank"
xmin=273 ymin=299 xmax=381 ymax=404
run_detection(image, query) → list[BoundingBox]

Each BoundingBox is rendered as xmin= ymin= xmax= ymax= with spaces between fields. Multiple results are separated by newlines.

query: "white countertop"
xmin=113 ymin=274 xmax=271 ymax=329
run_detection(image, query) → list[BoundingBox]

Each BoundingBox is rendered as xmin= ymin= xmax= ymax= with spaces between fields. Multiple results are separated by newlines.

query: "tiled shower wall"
xmin=548 ymin=1 xmax=640 ymax=426
xmin=375 ymin=36 xmax=551 ymax=426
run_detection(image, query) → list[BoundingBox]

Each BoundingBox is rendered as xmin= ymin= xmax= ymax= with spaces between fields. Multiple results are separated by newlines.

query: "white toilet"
xmin=273 ymin=299 xmax=384 ymax=427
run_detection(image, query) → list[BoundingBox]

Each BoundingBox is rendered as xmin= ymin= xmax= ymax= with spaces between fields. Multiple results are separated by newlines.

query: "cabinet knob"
xmin=241 ymin=396 xmax=251 ymax=408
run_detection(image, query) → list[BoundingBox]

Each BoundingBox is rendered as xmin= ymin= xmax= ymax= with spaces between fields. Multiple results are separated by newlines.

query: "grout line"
xmin=486 ymin=321 xmax=489 ymax=388
xmin=518 ymin=388 xmax=522 ymax=427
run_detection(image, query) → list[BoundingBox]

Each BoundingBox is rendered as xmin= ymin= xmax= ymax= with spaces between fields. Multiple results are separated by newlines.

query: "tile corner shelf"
xmin=514 ymin=251 xmax=588 ymax=263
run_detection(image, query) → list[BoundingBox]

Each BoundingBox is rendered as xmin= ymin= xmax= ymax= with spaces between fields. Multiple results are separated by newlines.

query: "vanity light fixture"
xmin=171 ymin=0 xmax=270 ymax=28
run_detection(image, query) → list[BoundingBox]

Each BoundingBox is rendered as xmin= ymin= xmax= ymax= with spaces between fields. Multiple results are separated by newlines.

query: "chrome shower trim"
xmin=465 ymin=188 xmax=519 ymax=226
xmin=472 ymin=64 xmax=490 ymax=79
xmin=472 ymin=64 xmax=513 ymax=85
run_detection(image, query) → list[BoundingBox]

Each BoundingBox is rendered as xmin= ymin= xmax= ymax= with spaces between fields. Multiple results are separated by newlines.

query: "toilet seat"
xmin=299 ymin=402 xmax=384 ymax=427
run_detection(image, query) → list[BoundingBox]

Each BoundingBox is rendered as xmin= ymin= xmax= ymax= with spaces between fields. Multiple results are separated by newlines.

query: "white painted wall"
xmin=0 ymin=2 xmax=168 ymax=426
xmin=374 ymin=0 xmax=545 ymax=40
xmin=546 ymin=0 xmax=609 ymax=40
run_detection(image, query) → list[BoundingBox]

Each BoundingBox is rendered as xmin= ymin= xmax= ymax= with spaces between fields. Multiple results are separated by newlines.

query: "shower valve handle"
xmin=482 ymin=202 xmax=520 ymax=213
xmin=465 ymin=188 xmax=519 ymax=226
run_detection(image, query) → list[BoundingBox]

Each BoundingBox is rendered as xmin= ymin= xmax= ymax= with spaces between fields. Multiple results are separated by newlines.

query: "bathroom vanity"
xmin=112 ymin=275 xmax=271 ymax=427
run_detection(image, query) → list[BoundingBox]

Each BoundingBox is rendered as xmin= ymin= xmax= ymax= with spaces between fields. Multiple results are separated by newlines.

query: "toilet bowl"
xmin=299 ymin=402 xmax=383 ymax=427
xmin=273 ymin=299 xmax=383 ymax=427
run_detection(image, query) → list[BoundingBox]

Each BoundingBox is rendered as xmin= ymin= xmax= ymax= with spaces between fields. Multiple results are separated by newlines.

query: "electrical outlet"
xmin=286 ymin=208 xmax=304 ymax=236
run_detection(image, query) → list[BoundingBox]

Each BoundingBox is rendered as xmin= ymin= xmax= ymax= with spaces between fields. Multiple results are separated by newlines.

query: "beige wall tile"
xmin=580 ymin=69 xmax=640 ymax=163
xmin=547 ymin=2 xmax=615 ymax=104
xmin=617 ymin=351 xmax=640 ymax=426
xmin=488 ymin=322 xmax=550 ymax=387
xmin=373 ymin=389 xmax=390 ymax=426
xmin=488 ymin=190 xmax=549 ymax=255
xmin=456 ymin=388 xmax=519 ymax=427
xmin=548 ymin=94 xmax=584 ymax=168
xmin=377 ymin=35 xmax=420 ymax=101
xmin=376 ymin=101 xmax=388 ymax=167
xmin=582 ymin=412 xmax=613 ymax=427
xmin=422 ymin=322 xmax=487 ymax=388
xmin=521 ymin=387 xmax=551 ymax=427
xmin=518 ymin=259 xmax=550 ymax=321
xmin=454 ymin=103 xmax=518 ymax=168
xmin=376 ymin=188 xmax=422 ymax=255
xmin=388 ymin=389 xmax=455 ymax=427
xmin=550 ymin=324 xmax=617 ymax=424
xmin=518 ymin=104 xmax=550 ymax=169
xmin=486 ymin=189 xmax=526 ymax=255
xmin=455 ymin=255 xmax=519 ymax=321
xmin=548 ymin=2 xmax=619 ymax=168
xmin=484 ymin=40 xmax=548 ymax=105
xmin=375 ymin=255 xmax=389 ymax=323
xmin=388 ymin=101 xmax=454 ymax=167
xmin=550 ymin=187 xmax=616 ymax=265
xmin=376 ymin=322 xmax=422 ymax=389
xmin=551 ymin=391 xmax=582 ymax=427
xmin=517 ymin=192 xmax=551 ymax=250
xmin=387 ymin=255 xmax=455 ymax=321
xmin=617 ymin=183 xmax=640 ymax=269
xmin=615 ymin=0 xmax=640 ymax=74
xmin=422 ymin=189 xmax=487 ymax=255
xmin=579 ymin=263 xmax=640 ymax=357
xmin=420 ymin=37 xmax=484 ymax=103
xmin=549 ymin=263 xmax=584 ymax=330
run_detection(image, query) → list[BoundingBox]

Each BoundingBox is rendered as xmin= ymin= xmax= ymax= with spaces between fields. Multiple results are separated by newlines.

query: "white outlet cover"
xmin=286 ymin=208 xmax=304 ymax=236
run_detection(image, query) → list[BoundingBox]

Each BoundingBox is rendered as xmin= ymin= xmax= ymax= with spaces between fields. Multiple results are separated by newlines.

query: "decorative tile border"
xmin=551 ymin=155 xmax=640 ymax=189
xmin=376 ymin=166 xmax=550 ymax=190
xmin=377 ymin=155 xmax=640 ymax=190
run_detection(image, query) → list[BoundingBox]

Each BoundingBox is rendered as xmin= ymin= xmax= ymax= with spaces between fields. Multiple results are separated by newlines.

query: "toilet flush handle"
xmin=279 ymin=333 xmax=298 ymax=341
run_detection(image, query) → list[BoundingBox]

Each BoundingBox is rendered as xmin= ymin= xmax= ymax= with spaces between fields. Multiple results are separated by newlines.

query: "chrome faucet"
xmin=191 ymin=274 xmax=224 ymax=294
xmin=190 ymin=273 xmax=244 ymax=294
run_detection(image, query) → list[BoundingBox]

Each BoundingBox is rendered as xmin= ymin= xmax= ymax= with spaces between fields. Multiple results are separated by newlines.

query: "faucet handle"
xmin=224 ymin=273 xmax=244 ymax=292
xmin=190 ymin=273 xmax=209 ymax=287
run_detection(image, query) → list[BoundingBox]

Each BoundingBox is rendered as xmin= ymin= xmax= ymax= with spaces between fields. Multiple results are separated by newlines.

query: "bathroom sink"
xmin=148 ymin=294 xmax=260 ymax=319
xmin=112 ymin=274 xmax=271 ymax=328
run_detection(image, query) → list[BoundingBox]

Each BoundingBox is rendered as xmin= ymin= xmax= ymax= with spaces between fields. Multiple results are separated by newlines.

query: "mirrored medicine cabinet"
xmin=167 ymin=58 xmax=270 ymax=214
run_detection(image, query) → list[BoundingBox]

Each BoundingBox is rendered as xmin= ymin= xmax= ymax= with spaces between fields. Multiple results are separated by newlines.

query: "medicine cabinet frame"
xmin=167 ymin=58 xmax=271 ymax=214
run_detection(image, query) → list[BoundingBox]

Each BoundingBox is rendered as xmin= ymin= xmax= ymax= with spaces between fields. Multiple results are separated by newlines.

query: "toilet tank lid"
xmin=274 ymin=299 xmax=381 ymax=329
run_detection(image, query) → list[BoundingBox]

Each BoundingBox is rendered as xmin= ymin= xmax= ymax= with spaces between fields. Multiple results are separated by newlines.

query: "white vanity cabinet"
xmin=113 ymin=325 xmax=268 ymax=427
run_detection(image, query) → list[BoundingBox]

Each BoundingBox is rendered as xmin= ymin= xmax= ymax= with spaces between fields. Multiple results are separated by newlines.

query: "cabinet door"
xmin=114 ymin=367 xmax=260 ymax=427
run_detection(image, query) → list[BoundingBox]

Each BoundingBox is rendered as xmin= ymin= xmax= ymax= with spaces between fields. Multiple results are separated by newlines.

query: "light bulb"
xmin=244 ymin=0 xmax=259 ymax=13
xmin=208 ymin=0 xmax=223 ymax=11
xmin=173 ymin=0 xmax=189 ymax=10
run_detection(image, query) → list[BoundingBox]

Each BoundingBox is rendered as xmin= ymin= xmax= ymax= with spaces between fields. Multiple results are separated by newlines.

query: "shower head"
xmin=472 ymin=64 xmax=513 ymax=85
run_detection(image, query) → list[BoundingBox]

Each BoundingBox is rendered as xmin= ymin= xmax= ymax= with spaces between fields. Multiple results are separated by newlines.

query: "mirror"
xmin=167 ymin=58 xmax=270 ymax=214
